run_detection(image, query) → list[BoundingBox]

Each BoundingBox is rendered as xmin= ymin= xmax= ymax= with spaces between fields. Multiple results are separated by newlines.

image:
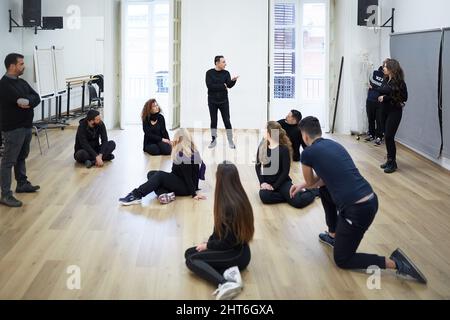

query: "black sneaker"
xmin=119 ymin=193 xmax=142 ymax=206
xmin=208 ymin=138 xmax=217 ymax=149
xmin=0 ymin=195 xmax=23 ymax=207
xmin=380 ymin=160 xmax=389 ymax=169
xmin=103 ymin=154 xmax=115 ymax=161
xmin=85 ymin=160 xmax=94 ymax=168
xmin=384 ymin=161 xmax=398 ymax=174
xmin=319 ymin=232 xmax=335 ymax=248
xmin=390 ymin=248 xmax=427 ymax=284
xmin=374 ymin=138 xmax=383 ymax=146
xmin=365 ymin=135 xmax=375 ymax=142
xmin=16 ymin=182 xmax=40 ymax=193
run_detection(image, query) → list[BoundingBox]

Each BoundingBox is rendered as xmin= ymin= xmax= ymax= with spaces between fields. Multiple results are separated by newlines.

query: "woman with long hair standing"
xmin=376 ymin=59 xmax=408 ymax=173
xmin=185 ymin=162 xmax=254 ymax=300
xmin=142 ymin=99 xmax=172 ymax=156
xmin=119 ymin=128 xmax=206 ymax=205
xmin=256 ymin=121 xmax=318 ymax=208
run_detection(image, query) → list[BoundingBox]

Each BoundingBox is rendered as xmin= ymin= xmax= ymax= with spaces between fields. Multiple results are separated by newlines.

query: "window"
xmin=273 ymin=2 xmax=297 ymax=99
xmin=270 ymin=0 xmax=328 ymax=126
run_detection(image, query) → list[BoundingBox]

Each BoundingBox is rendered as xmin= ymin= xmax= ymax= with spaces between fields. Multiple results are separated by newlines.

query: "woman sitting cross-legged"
xmin=256 ymin=121 xmax=319 ymax=209
xmin=185 ymin=161 xmax=254 ymax=300
xmin=119 ymin=128 xmax=206 ymax=205
xmin=142 ymin=98 xmax=172 ymax=156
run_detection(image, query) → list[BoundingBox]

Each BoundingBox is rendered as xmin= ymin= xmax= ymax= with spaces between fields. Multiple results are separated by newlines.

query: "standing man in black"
xmin=206 ymin=56 xmax=239 ymax=149
xmin=0 ymin=53 xmax=41 ymax=208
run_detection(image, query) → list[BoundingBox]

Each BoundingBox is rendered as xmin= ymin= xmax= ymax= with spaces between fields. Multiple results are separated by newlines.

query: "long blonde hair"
xmin=171 ymin=128 xmax=199 ymax=161
xmin=258 ymin=121 xmax=293 ymax=165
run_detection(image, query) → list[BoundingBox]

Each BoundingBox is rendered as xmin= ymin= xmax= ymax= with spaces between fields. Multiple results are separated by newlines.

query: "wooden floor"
xmin=0 ymin=125 xmax=449 ymax=300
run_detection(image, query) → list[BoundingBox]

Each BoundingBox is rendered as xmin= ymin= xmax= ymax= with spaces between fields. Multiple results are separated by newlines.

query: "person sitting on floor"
xmin=278 ymin=109 xmax=306 ymax=162
xmin=74 ymin=110 xmax=116 ymax=168
xmin=119 ymin=128 xmax=206 ymax=206
xmin=142 ymin=98 xmax=172 ymax=156
xmin=256 ymin=121 xmax=319 ymax=209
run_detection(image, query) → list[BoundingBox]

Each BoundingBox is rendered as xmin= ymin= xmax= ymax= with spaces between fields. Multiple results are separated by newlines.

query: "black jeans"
xmin=208 ymin=100 xmax=233 ymax=139
xmin=259 ymin=180 xmax=317 ymax=209
xmin=366 ymin=100 xmax=384 ymax=139
xmin=133 ymin=171 xmax=190 ymax=198
xmin=1 ymin=128 xmax=33 ymax=197
xmin=185 ymin=244 xmax=251 ymax=286
xmin=384 ymin=106 xmax=403 ymax=161
xmin=74 ymin=141 xmax=116 ymax=163
xmin=319 ymin=187 xmax=386 ymax=270
xmin=144 ymin=141 xmax=172 ymax=156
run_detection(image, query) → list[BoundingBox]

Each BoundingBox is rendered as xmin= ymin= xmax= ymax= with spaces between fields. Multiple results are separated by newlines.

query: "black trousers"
xmin=74 ymin=141 xmax=116 ymax=163
xmin=319 ymin=187 xmax=386 ymax=270
xmin=133 ymin=170 xmax=190 ymax=198
xmin=366 ymin=100 xmax=384 ymax=139
xmin=259 ymin=180 xmax=317 ymax=209
xmin=144 ymin=141 xmax=172 ymax=156
xmin=1 ymin=128 xmax=32 ymax=197
xmin=208 ymin=100 xmax=233 ymax=139
xmin=384 ymin=107 xmax=403 ymax=161
xmin=185 ymin=244 xmax=251 ymax=286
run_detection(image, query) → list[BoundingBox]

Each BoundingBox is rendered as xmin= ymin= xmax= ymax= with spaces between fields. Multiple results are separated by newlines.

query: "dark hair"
xmin=214 ymin=56 xmax=224 ymax=65
xmin=214 ymin=161 xmax=254 ymax=244
xmin=290 ymin=109 xmax=303 ymax=124
xmin=141 ymin=98 xmax=163 ymax=121
xmin=299 ymin=116 xmax=322 ymax=138
xmin=4 ymin=53 xmax=24 ymax=70
xmin=383 ymin=58 xmax=407 ymax=105
xmin=86 ymin=110 xmax=100 ymax=121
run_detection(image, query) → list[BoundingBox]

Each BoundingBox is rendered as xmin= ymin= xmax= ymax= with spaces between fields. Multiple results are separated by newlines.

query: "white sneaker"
xmin=212 ymin=282 xmax=242 ymax=300
xmin=223 ymin=266 xmax=242 ymax=287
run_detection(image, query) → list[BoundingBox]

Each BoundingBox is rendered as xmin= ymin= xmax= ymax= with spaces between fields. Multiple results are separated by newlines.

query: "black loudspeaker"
xmin=23 ymin=0 xmax=42 ymax=27
xmin=43 ymin=17 xmax=64 ymax=30
xmin=358 ymin=0 xmax=379 ymax=26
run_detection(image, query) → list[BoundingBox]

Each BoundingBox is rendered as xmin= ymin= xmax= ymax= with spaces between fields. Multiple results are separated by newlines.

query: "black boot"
xmin=384 ymin=160 xmax=398 ymax=174
xmin=380 ymin=158 xmax=391 ymax=169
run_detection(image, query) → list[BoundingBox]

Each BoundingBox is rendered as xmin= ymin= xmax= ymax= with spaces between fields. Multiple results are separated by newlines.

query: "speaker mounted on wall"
xmin=23 ymin=0 xmax=42 ymax=27
xmin=43 ymin=17 xmax=64 ymax=30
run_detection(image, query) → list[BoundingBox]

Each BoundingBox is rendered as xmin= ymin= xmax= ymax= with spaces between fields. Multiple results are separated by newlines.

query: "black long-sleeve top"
xmin=375 ymin=79 xmax=408 ymax=108
xmin=74 ymin=118 xmax=108 ymax=159
xmin=0 ymin=75 xmax=41 ymax=131
xmin=172 ymin=151 xmax=202 ymax=197
xmin=205 ymin=69 xmax=236 ymax=103
xmin=255 ymin=144 xmax=292 ymax=190
xmin=207 ymin=224 xmax=245 ymax=251
xmin=142 ymin=113 xmax=170 ymax=146
xmin=278 ymin=119 xmax=306 ymax=162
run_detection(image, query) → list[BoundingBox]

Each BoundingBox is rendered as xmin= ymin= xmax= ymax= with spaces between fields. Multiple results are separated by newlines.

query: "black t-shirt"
xmin=205 ymin=69 xmax=236 ymax=103
xmin=278 ymin=119 xmax=306 ymax=162
xmin=301 ymin=138 xmax=373 ymax=210
xmin=142 ymin=113 xmax=169 ymax=145
xmin=255 ymin=144 xmax=292 ymax=190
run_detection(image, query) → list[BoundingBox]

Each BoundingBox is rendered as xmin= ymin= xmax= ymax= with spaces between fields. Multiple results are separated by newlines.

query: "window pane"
xmin=275 ymin=28 xmax=296 ymax=50
xmin=274 ymin=76 xmax=295 ymax=99
xmin=275 ymin=3 xmax=295 ymax=25
xmin=303 ymin=3 xmax=325 ymax=27
xmin=303 ymin=27 xmax=325 ymax=50
xmin=274 ymin=52 xmax=295 ymax=74
xmin=303 ymin=51 xmax=325 ymax=76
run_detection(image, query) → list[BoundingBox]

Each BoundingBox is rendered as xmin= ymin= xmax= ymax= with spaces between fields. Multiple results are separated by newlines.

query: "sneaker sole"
xmin=216 ymin=286 xmax=242 ymax=300
xmin=394 ymin=249 xmax=427 ymax=284
xmin=319 ymin=237 xmax=334 ymax=248
xmin=119 ymin=199 xmax=142 ymax=206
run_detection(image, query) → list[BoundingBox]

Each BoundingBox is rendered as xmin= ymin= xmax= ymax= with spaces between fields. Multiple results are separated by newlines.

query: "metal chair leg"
xmin=34 ymin=126 xmax=43 ymax=155
xmin=44 ymin=128 xmax=50 ymax=148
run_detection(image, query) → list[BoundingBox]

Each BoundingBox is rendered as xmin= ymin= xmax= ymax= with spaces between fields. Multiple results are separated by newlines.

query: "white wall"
xmin=180 ymin=0 xmax=268 ymax=130
xmin=0 ymin=0 xmax=23 ymax=63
